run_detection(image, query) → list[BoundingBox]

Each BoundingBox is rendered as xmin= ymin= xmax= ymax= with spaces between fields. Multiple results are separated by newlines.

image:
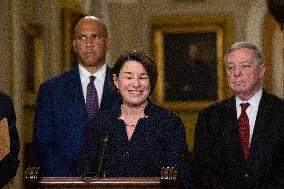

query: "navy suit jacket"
xmin=33 ymin=66 xmax=120 ymax=176
xmin=0 ymin=91 xmax=20 ymax=188
xmin=192 ymin=91 xmax=284 ymax=189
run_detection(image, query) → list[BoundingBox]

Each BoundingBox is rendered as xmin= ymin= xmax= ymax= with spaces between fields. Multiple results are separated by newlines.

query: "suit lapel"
xmin=224 ymin=97 xmax=245 ymax=160
xmin=64 ymin=67 xmax=88 ymax=118
xmin=248 ymin=92 xmax=270 ymax=162
xmin=65 ymin=66 xmax=119 ymax=116
xmin=100 ymin=67 xmax=120 ymax=111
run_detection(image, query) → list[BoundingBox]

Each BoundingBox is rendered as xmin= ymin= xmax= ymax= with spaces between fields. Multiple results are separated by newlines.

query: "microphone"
xmin=96 ymin=129 xmax=113 ymax=177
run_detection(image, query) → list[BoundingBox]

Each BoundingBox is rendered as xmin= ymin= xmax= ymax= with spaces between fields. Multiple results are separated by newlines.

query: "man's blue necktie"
xmin=86 ymin=76 xmax=99 ymax=118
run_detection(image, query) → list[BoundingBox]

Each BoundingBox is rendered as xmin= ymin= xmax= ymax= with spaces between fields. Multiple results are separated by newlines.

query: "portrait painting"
xmin=149 ymin=14 xmax=234 ymax=110
xmin=164 ymin=32 xmax=217 ymax=102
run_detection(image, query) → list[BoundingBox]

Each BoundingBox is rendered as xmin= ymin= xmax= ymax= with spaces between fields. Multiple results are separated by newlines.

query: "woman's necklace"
xmin=120 ymin=104 xmax=145 ymax=128
xmin=125 ymin=123 xmax=136 ymax=127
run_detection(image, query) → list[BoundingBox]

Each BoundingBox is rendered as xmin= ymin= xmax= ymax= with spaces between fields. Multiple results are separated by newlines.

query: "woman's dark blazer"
xmin=78 ymin=101 xmax=191 ymax=189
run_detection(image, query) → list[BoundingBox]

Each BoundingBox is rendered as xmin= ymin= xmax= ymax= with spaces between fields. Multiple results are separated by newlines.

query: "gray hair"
xmin=224 ymin=41 xmax=263 ymax=67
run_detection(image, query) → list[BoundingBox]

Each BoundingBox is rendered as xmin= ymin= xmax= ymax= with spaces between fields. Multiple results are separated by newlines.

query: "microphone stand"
xmin=96 ymin=129 xmax=113 ymax=177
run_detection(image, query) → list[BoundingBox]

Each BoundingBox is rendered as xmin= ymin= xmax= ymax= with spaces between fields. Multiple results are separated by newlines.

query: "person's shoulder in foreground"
xmin=0 ymin=91 xmax=20 ymax=188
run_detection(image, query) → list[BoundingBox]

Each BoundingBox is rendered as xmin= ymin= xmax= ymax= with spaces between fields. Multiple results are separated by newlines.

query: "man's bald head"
xmin=74 ymin=16 xmax=108 ymax=39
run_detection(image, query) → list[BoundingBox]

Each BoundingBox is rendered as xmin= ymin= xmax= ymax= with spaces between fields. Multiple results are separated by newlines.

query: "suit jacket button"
xmin=125 ymin=151 xmax=129 ymax=157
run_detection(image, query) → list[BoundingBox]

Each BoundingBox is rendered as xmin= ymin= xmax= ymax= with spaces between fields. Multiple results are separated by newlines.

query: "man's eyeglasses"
xmin=75 ymin=33 xmax=106 ymax=42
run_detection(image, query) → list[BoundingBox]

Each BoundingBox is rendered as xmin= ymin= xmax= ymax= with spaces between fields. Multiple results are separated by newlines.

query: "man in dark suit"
xmin=0 ymin=91 xmax=20 ymax=188
xmin=33 ymin=16 xmax=120 ymax=176
xmin=192 ymin=41 xmax=284 ymax=188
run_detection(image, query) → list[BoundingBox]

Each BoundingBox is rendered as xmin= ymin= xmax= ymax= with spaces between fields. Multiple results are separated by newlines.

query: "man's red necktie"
xmin=238 ymin=103 xmax=250 ymax=160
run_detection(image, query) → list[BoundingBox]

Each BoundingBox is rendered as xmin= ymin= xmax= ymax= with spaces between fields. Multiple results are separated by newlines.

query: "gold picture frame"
xmin=60 ymin=0 xmax=85 ymax=71
xmin=149 ymin=14 xmax=234 ymax=111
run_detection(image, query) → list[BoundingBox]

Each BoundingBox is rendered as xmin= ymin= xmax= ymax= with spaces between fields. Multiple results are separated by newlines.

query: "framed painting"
xmin=149 ymin=14 xmax=234 ymax=110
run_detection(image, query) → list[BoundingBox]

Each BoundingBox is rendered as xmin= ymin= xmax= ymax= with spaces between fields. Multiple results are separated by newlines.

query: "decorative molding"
xmin=23 ymin=23 xmax=44 ymax=107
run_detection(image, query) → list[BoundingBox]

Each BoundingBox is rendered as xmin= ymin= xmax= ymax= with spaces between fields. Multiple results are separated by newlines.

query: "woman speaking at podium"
xmin=77 ymin=50 xmax=191 ymax=189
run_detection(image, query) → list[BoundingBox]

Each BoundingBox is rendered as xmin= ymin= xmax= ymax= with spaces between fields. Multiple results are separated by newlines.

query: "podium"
xmin=25 ymin=167 xmax=179 ymax=189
